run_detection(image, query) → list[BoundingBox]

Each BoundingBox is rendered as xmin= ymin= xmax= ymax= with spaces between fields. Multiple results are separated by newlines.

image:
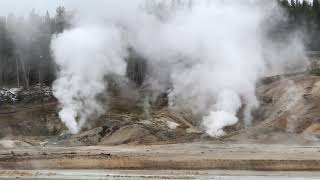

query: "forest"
xmin=0 ymin=6 xmax=70 ymax=89
xmin=0 ymin=0 xmax=319 ymax=89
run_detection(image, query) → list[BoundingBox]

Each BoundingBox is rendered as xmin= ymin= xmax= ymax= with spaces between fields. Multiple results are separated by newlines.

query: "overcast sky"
xmin=0 ymin=0 xmax=315 ymax=17
xmin=0 ymin=0 xmax=74 ymax=16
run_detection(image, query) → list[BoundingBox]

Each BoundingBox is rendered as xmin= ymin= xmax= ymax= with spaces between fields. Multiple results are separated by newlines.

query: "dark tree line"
xmin=0 ymin=6 xmax=71 ymax=89
xmin=1 ymin=1 xmax=320 ymax=89
xmin=278 ymin=0 xmax=320 ymax=49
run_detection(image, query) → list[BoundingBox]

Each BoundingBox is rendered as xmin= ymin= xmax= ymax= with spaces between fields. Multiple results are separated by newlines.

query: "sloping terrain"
xmin=2 ymin=74 xmax=320 ymax=170
xmin=227 ymin=74 xmax=320 ymax=144
xmin=2 ymin=73 xmax=320 ymax=148
xmin=0 ymin=87 xmax=204 ymax=147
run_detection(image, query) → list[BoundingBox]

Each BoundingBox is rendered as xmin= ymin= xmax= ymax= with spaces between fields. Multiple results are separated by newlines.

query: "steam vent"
xmin=1 ymin=0 xmax=320 ymax=179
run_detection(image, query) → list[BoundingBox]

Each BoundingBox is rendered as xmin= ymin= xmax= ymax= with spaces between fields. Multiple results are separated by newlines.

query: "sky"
xmin=0 ymin=0 xmax=315 ymax=17
xmin=0 ymin=0 xmax=72 ymax=16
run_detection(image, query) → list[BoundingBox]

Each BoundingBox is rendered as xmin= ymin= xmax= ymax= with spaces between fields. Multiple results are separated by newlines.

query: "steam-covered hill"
xmin=2 ymin=73 xmax=320 ymax=147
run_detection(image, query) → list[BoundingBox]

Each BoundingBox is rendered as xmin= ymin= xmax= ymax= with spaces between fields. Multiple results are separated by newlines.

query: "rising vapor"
xmin=52 ymin=25 xmax=127 ymax=133
xmin=51 ymin=0 xmax=308 ymax=136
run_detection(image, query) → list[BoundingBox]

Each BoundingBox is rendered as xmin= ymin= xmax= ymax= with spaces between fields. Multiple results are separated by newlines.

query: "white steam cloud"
xmin=51 ymin=0 xmax=308 ymax=136
xmin=52 ymin=25 xmax=127 ymax=134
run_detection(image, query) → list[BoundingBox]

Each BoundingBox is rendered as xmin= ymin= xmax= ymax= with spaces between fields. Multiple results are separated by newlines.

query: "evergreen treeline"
xmin=278 ymin=0 xmax=320 ymax=49
xmin=1 ymin=1 xmax=320 ymax=89
xmin=0 ymin=6 xmax=71 ymax=89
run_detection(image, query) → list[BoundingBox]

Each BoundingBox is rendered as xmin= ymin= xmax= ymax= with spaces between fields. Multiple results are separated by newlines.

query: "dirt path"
xmin=1 ymin=143 xmax=320 ymax=170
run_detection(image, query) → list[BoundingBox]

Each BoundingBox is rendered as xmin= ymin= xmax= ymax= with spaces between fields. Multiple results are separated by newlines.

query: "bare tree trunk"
xmin=38 ymin=70 xmax=41 ymax=85
xmin=19 ymin=57 xmax=30 ymax=91
xmin=3 ymin=72 xmax=7 ymax=88
xmin=0 ymin=67 xmax=3 ymax=88
xmin=26 ymin=65 xmax=30 ymax=87
xmin=3 ymin=59 xmax=8 ymax=88
xmin=15 ymin=58 xmax=20 ymax=88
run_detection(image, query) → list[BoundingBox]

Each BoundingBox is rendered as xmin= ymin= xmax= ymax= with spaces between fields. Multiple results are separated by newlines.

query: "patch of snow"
xmin=0 ymin=84 xmax=53 ymax=104
xmin=0 ymin=88 xmax=18 ymax=102
xmin=139 ymin=120 xmax=153 ymax=125
xmin=0 ymin=140 xmax=15 ymax=148
xmin=9 ymin=87 xmax=22 ymax=94
xmin=166 ymin=121 xmax=180 ymax=130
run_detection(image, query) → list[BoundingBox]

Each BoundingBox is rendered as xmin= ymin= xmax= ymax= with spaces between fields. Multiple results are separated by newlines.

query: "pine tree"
xmin=54 ymin=6 xmax=67 ymax=33
xmin=0 ymin=17 xmax=14 ymax=87
xmin=313 ymin=0 xmax=320 ymax=9
xmin=313 ymin=0 xmax=320 ymax=23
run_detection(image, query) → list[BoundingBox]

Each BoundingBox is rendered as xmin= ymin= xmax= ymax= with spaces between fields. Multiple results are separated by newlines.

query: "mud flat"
xmin=1 ymin=143 xmax=320 ymax=171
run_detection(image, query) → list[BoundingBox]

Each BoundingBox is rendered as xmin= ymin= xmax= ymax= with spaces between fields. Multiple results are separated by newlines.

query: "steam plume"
xmin=51 ymin=0 xmax=308 ymax=136
xmin=52 ymin=25 xmax=127 ymax=134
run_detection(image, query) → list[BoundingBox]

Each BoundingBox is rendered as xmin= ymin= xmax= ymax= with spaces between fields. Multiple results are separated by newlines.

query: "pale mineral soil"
xmin=1 ymin=143 xmax=320 ymax=171
xmin=2 ymin=73 xmax=320 ymax=173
